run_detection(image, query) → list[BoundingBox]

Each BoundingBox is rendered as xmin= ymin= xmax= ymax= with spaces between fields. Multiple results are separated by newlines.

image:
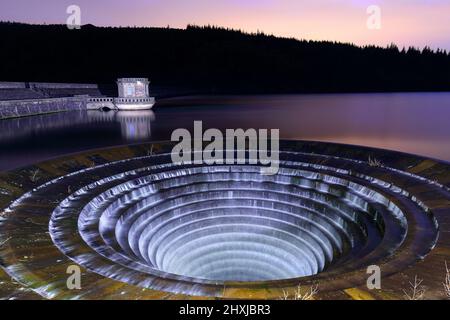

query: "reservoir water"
xmin=1 ymin=92 xmax=450 ymax=171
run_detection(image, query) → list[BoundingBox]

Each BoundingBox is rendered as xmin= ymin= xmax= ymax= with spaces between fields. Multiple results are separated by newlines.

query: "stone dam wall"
xmin=0 ymin=82 xmax=100 ymax=120
xmin=0 ymin=81 xmax=202 ymax=120
xmin=0 ymin=97 xmax=86 ymax=120
xmin=0 ymin=82 xmax=103 ymax=101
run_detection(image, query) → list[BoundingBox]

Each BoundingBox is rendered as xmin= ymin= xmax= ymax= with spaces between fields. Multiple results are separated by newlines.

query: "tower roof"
xmin=117 ymin=78 xmax=149 ymax=83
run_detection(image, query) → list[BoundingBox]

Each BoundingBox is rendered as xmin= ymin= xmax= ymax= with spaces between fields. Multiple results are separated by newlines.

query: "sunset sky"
xmin=1 ymin=0 xmax=449 ymax=50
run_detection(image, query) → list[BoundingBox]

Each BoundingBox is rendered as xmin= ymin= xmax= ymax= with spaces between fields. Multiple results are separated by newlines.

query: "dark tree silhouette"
xmin=0 ymin=22 xmax=449 ymax=93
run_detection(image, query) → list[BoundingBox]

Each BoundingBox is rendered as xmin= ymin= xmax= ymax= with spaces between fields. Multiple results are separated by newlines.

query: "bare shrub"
xmin=368 ymin=156 xmax=383 ymax=167
xmin=30 ymin=168 xmax=40 ymax=182
xmin=280 ymin=284 xmax=319 ymax=300
xmin=403 ymin=275 xmax=426 ymax=300
xmin=0 ymin=237 xmax=11 ymax=247
xmin=444 ymin=261 xmax=450 ymax=299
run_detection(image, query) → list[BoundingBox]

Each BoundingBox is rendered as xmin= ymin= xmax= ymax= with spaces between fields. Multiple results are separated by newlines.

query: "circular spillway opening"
xmin=89 ymin=166 xmax=384 ymax=283
xmin=141 ymin=205 xmax=341 ymax=282
xmin=5 ymin=140 xmax=442 ymax=299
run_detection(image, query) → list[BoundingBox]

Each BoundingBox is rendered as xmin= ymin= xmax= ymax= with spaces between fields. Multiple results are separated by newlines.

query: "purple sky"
xmin=1 ymin=0 xmax=450 ymax=50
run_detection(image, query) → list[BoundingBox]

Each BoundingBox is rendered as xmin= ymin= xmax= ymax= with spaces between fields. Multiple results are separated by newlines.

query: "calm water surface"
xmin=1 ymin=93 xmax=450 ymax=171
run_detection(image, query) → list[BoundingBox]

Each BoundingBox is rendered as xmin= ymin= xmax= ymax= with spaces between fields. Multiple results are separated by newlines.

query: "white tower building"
xmin=114 ymin=78 xmax=155 ymax=110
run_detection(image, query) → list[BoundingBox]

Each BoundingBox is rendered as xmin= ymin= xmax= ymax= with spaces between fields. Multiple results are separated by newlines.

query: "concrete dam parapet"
xmin=0 ymin=97 xmax=87 ymax=120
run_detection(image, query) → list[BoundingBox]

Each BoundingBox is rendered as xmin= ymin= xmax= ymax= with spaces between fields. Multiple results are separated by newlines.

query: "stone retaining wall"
xmin=0 ymin=82 xmax=28 ymax=89
xmin=29 ymin=82 xmax=98 ymax=89
xmin=0 ymin=81 xmax=103 ymax=101
xmin=0 ymin=97 xmax=87 ymax=120
xmin=0 ymin=81 xmax=98 ymax=89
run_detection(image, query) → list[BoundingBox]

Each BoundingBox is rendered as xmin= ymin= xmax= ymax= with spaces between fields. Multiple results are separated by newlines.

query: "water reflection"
xmin=0 ymin=110 xmax=155 ymax=142
xmin=0 ymin=110 xmax=156 ymax=170
xmin=153 ymin=93 xmax=450 ymax=163
xmin=1 ymin=93 xmax=450 ymax=171
xmin=87 ymin=111 xmax=155 ymax=140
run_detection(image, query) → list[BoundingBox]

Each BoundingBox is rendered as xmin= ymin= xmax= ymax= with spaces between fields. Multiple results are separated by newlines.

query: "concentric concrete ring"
xmin=0 ymin=140 xmax=449 ymax=300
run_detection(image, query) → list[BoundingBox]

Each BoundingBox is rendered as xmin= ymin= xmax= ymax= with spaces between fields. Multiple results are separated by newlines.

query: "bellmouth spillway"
xmin=0 ymin=140 xmax=449 ymax=300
